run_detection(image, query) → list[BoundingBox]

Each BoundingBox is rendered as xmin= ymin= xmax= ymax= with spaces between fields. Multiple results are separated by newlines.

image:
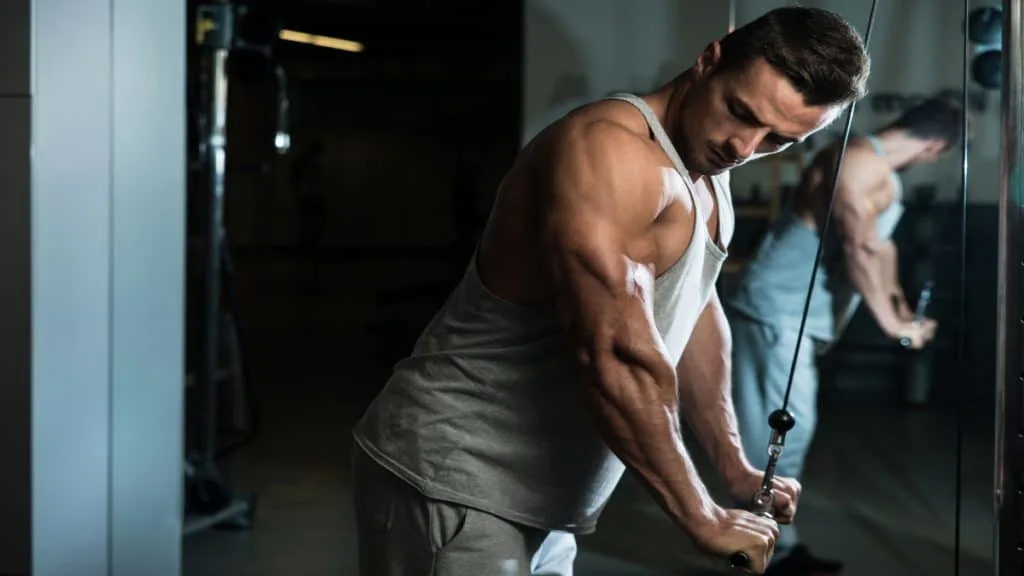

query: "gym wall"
xmin=523 ymin=0 xmax=1002 ymax=205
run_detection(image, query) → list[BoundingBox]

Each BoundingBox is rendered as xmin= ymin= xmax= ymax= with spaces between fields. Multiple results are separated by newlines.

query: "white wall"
xmin=524 ymin=0 xmax=1002 ymax=203
xmin=523 ymin=0 xmax=725 ymax=143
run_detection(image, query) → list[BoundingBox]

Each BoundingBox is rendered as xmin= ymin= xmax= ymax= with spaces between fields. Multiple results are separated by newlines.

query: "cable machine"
xmin=186 ymin=0 xmax=290 ymax=535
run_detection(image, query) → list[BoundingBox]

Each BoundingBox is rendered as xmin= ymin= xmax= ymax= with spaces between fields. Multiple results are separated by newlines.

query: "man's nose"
xmin=729 ymin=129 xmax=765 ymax=160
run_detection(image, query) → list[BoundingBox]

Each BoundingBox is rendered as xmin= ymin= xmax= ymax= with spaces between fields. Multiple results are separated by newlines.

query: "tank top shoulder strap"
xmin=863 ymin=134 xmax=884 ymax=155
xmin=862 ymin=134 xmax=904 ymax=202
xmin=604 ymin=93 xmax=690 ymax=184
xmin=603 ymin=92 xmax=731 ymax=245
xmin=605 ymin=93 xmax=724 ymax=218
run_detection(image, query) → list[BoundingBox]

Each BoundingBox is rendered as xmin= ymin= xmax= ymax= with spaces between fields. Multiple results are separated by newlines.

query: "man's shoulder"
xmin=533 ymin=106 xmax=677 ymax=234
xmin=545 ymin=102 xmax=658 ymax=165
xmin=814 ymin=136 xmax=878 ymax=163
xmin=825 ymin=139 xmax=888 ymax=184
xmin=543 ymin=105 xmax=665 ymax=187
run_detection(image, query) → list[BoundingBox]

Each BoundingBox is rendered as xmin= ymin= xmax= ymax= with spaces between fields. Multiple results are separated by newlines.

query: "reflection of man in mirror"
xmin=724 ymin=95 xmax=963 ymax=574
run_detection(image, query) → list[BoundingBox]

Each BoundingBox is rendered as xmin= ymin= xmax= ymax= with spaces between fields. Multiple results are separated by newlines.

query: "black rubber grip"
xmin=729 ymin=551 xmax=751 ymax=569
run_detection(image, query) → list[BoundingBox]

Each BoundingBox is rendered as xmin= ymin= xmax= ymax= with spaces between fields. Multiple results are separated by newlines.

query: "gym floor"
xmin=182 ymin=256 xmax=996 ymax=576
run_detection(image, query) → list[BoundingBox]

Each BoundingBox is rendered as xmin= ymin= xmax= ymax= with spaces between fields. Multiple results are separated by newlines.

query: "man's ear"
xmin=695 ymin=41 xmax=723 ymax=78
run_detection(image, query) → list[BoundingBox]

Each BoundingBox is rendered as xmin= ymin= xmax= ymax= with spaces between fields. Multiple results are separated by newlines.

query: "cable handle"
xmin=727 ymin=504 xmax=775 ymax=570
xmin=899 ymin=281 xmax=935 ymax=348
xmin=726 ymin=410 xmax=794 ymax=570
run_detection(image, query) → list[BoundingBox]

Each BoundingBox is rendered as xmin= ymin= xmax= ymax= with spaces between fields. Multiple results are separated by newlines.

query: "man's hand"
xmin=920 ymin=317 xmax=938 ymax=336
xmin=895 ymin=317 xmax=938 ymax=349
xmin=690 ymin=506 xmax=779 ymax=574
xmin=725 ymin=468 xmax=802 ymax=525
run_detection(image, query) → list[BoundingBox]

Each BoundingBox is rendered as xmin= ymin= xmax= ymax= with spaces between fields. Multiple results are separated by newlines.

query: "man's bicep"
xmin=539 ymin=124 xmax=674 ymax=378
xmin=833 ymin=182 xmax=881 ymax=255
xmin=545 ymin=213 xmax=633 ymax=348
xmin=543 ymin=210 xmax=670 ymax=377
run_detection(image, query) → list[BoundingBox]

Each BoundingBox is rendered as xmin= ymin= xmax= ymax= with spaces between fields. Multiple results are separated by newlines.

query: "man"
xmin=725 ymin=96 xmax=961 ymax=574
xmin=352 ymin=7 xmax=870 ymax=575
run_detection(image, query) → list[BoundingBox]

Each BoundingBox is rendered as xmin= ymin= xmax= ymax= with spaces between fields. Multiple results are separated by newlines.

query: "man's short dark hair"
xmin=889 ymin=97 xmax=964 ymax=149
xmin=716 ymin=7 xmax=871 ymax=108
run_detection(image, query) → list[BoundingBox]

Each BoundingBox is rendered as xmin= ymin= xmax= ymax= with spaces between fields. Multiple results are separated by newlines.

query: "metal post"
xmin=995 ymin=1 xmax=1023 ymax=574
xmin=184 ymin=2 xmax=256 ymax=535
xmin=728 ymin=0 xmax=736 ymax=33
xmin=195 ymin=1 xmax=232 ymax=486
xmin=204 ymin=33 xmax=230 ymax=480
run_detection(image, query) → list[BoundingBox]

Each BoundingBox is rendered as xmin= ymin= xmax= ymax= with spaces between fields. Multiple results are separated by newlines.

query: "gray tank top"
xmin=351 ymin=93 xmax=734 ymax=533
xmin=725 ymin=135 xmax=903 ymax=343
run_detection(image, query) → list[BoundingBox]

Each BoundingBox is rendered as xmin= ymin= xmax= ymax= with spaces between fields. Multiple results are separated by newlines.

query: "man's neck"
xmin=646 ymin=71 xmax=703 ymax=181
xmin=871 ymin=129 xmax=923 ymax=170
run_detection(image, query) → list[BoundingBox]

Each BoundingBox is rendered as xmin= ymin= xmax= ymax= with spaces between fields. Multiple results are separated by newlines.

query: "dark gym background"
xmin=182 ymin=0 xmax=527 ymax=572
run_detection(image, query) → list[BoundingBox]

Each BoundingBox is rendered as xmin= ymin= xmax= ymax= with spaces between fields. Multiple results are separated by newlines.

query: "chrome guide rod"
xmin=995 ymin=1 xmax=1023 ymax=574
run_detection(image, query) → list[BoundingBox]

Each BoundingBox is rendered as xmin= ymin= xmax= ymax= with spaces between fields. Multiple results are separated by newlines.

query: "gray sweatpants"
xmin=351 ymin=445 xmax=577 ymax=576
xmin=727 ymin=310 xmax=821 ymax=551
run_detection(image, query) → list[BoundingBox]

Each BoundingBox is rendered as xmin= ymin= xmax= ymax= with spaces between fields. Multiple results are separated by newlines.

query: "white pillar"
xmin=0 ymin=0 xmax=188 ymax=573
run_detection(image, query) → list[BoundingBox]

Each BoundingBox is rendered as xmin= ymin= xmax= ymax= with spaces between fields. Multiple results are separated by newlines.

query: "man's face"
xmin=679 ymin=45 xmax=842 ymax=175
xmin=910 ymin=139 xmax=952 ymax=166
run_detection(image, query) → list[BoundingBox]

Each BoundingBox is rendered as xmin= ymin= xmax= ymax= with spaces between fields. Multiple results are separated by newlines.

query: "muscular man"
xmin=725 ymin=96 xmax=962 ymax=574
xmin=352 ymin=7 xmax=870 ymax=575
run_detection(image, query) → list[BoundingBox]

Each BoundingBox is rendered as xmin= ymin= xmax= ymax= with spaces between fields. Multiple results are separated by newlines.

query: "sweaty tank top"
xmin=351 ymin=93 xmax=735 ymax=533
xmin=724 ymin=134 xmax=903 ymax=343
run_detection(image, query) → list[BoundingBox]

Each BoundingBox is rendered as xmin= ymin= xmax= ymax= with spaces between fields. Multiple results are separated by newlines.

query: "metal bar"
xmin=199 ymin=46 xmax=230 ymax=466
xmin=183 ymin=498 xmax=251 ymax=536
xmin=953 ymin=0 xmax=971 ymax=570
xmin=728 ymin=0 xmax=736 ymax=32
xmin=995 ymin=1 xmax=1023 ymax=574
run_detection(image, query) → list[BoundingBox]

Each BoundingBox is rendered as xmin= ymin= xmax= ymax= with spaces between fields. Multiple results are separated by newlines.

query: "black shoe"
xmin=765 ymin=545 xmax=844 ymax=575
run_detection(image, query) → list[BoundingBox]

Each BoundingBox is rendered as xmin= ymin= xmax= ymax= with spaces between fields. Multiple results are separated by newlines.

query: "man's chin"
xmin=684 ymin=157 xmax=720 ymax=177
xmin=682 ymin=153 xmax=728 ymax=176
xmin=703 ymin=162 xmax=731 ymax=176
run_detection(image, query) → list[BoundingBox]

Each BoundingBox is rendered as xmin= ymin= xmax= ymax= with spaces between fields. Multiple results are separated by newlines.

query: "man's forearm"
xmin=847 ymin=247 xmax=904 ymax=335
xmin=675 ymin=295 xmax=754 ymax=484
xmin=677 ymin=357 xmax=752 ymax=483
xmin=584 ymin=352 xmax=720 ymax=534
xmin=877 ymin=241 xmax=912 ymax=318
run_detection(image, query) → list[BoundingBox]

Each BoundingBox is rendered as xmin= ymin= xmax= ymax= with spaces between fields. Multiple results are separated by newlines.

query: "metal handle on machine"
xmin=899 ymin=280 xmax=934 ymax=348
xmin=727 ymin=503 xmax=775 ymax=570
xmin=726 ymin=409 xmax=793 ymax=571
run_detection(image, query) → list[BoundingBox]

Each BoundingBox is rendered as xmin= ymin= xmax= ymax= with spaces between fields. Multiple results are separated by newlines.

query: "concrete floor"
xmin=182 ymin=257 xmax=997 ymax=575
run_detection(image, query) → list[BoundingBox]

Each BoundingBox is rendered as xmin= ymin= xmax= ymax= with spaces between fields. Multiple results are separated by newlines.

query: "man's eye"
xmin=730 ymin=106 xmax=756 ymax=125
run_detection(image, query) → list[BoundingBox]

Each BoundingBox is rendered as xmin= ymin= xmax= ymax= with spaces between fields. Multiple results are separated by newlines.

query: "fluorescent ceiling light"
xmin=279 ymin=29 xmax=364 ymax=53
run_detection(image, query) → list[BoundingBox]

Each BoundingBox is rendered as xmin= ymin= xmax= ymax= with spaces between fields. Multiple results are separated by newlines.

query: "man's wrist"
xmin=878 ymin=313 xmax=905 ymax=338
xmin=718 ymin=450 xmax=758 ymax=487
xmin=675 ymin=497 xmax=724 ymax=538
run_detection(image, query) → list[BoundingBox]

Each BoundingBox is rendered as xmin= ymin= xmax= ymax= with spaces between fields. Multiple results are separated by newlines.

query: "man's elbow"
xmin=588 ymin=338 xmax=676 ymax=398
xmin=842 ymin=240 xmax=875 ymax=268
